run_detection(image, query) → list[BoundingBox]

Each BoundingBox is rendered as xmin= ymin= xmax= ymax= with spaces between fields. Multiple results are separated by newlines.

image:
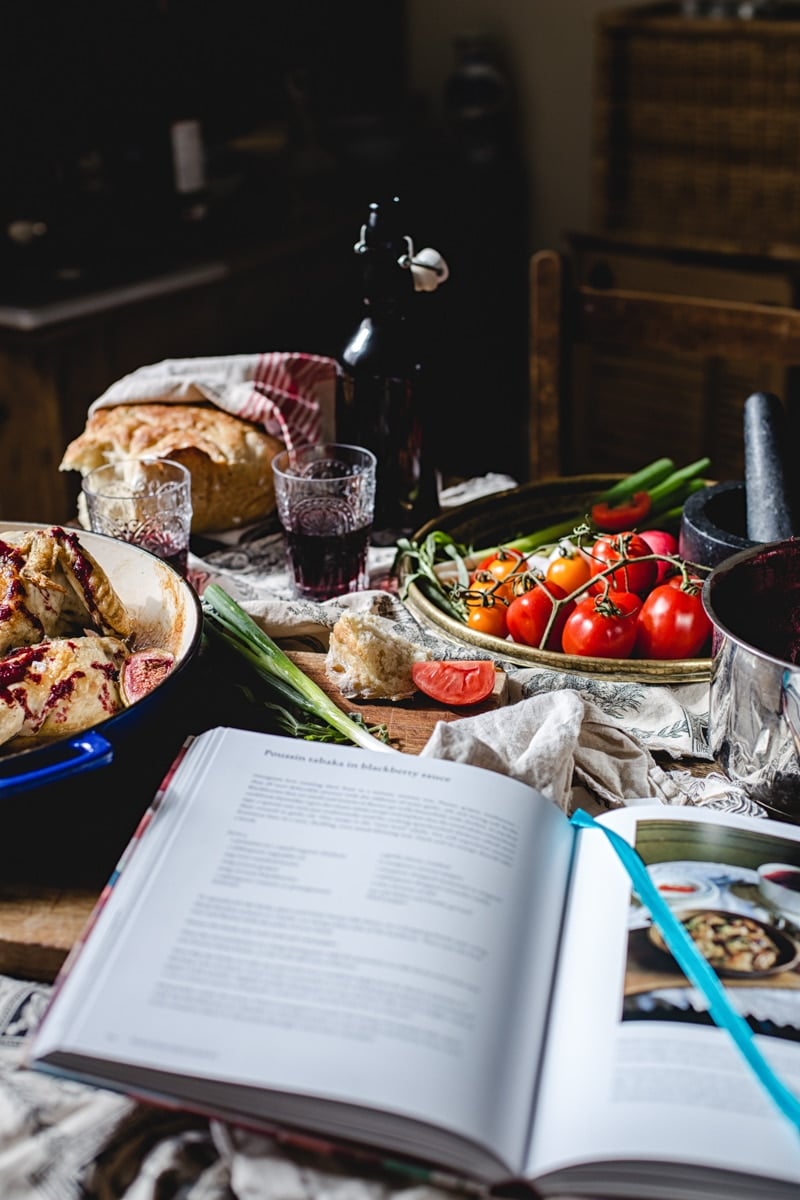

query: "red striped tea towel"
xmin=90 ymin=352 xmax=340 ymax=451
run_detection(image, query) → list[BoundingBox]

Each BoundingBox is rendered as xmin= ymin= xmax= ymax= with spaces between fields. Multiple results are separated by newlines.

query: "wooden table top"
xmin=0 ymin=652 xmax=509 ymax=982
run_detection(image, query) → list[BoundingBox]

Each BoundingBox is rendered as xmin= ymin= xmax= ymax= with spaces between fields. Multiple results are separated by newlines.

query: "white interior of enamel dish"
xmin=0 ymin=522 xmax=202 ymax=663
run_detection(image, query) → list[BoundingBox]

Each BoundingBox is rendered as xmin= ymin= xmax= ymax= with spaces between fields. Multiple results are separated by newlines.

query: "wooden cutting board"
xmin=290 ymin=652 xmax=508 ymax=755
xmin=0 ymin=653 xmax=508 ymax=982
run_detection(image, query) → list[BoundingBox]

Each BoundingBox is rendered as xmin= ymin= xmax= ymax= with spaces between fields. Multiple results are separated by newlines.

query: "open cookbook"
xmin=27 ymin=726 xmax=800 ymax=1200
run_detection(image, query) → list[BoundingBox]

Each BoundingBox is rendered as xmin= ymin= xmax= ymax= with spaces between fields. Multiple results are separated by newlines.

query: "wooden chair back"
xmin=529 ymin=248 xmax=800 ymax=482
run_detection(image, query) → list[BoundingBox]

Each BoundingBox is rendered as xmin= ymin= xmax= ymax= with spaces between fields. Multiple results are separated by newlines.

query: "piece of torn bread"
xmin=60 ymin=402 xmax=283 ymax=533
xmin=325 ymin=612 xmax=431 ymax=701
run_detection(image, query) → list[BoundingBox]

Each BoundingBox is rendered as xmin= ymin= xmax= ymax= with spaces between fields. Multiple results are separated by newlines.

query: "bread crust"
xmin=60 ymin=403 xmax=283 ymax=533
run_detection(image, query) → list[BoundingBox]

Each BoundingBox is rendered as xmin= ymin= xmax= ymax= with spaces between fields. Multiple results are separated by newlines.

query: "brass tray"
xmin=401 ymin=475 xmax=712 ymax=684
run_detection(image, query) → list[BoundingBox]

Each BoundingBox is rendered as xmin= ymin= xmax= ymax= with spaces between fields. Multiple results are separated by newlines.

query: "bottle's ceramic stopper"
xmin=409 ymin=246 xmax=450 ymax=292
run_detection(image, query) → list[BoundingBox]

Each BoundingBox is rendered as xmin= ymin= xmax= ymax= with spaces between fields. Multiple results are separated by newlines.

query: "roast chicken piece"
xmin=0 ymin=635 xmax=129 ymax=748
xmin=0 ymin=526 xmax=133 ymax=656
xmin=0 ymin=526 xmax=174 ymax=752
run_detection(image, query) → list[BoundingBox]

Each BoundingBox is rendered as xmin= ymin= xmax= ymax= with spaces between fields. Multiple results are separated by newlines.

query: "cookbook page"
xmin=525 ymin=804 xmax=800 ymax=1191
xmin=31 ymin=727 xmax=575 ymax=1175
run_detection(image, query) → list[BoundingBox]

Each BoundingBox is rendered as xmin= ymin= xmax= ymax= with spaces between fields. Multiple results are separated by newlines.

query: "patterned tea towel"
xmin=184 ymin=467 xmax=759 ymax=820
xmin=190 ymin=574 xmax=760 ymax=821
xmin=89 ymin=351 xmax=340 ymax=452
xmin=0 ymin=978 xmax=461 ymax=1200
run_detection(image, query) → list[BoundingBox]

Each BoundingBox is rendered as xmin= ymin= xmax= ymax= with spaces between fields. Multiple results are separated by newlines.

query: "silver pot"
xmin=702 ymin=537 xmax=800 ymax=822
xmin=0 ymin=522 xmax=202 ymax=796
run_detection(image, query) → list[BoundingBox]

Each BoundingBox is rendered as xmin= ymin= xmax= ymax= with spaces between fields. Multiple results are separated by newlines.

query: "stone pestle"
xmin=743 ymin=391 xmax=797 ymax=543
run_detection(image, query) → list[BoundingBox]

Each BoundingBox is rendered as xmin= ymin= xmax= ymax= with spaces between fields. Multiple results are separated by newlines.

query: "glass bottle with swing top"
xmin=336 ymin=196 xmax=448 ymax=544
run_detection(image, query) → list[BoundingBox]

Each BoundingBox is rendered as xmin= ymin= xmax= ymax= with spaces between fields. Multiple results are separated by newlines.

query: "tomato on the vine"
xmin=465 ymin=601 xmax=509 ymax=639
xmin=591 ymin=490 xmax=652 ymax=533
xmin=463 ymin=575 xmax=510 ymax=639
xmin=545 ymin=545 xmax=592 ymax=594
xmin=467 ymin=568 xmax=513 ymax=609
xmin=667 ymin=571 xmax=706 ymax=590
xmin=635 ymin=580 xmax=712 ymax=660
xmin=473 ymin=550 xmax=526 ymax=602
xmin=561 ymin=591 xmax=641 ymax=659
xmin=506 ymin=580 xmax=573 ymax=650
xmin=588 ymin=531 xmax=658 ymax=597
xmin=468 ymin=570 xmax=507 ymax=597
xmin=473 ymin=546 xmax=525 ymax=575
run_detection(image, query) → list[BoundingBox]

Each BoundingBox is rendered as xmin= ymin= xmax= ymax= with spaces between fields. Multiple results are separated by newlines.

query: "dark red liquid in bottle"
xmin=337 ymin=197 xmax=439 ymax=543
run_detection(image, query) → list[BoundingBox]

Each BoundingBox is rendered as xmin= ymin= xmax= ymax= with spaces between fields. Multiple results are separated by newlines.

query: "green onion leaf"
xmin=201 ymin=584 xmax=397 ymax=753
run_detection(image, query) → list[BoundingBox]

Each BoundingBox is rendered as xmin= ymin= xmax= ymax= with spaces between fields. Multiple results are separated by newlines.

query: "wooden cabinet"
xmin=0 ymin=224 xmax=354 ymax=525
xmin=573 ymin=4 xmax=800 ymax=482
xmin=566 ymin=232 xmax=800 ymax=482
xmin=592 ymin=3 xmax=800 ymax=252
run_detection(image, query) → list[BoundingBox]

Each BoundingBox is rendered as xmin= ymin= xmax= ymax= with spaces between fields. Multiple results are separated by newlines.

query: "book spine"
xmin=125 ymin=1088 xmax=487 ymax=1197
xmin=40 ymin=737 xmax=196 ymax=1008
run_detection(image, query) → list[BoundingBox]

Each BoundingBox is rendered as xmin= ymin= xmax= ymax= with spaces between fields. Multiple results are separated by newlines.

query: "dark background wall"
xmin=0 ymin=0 xmax=625 ymax=486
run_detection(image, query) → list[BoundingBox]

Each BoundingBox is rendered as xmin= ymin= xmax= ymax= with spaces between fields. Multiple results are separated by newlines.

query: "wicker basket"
xmin=593 ymin=2 xmax=800 ymax=250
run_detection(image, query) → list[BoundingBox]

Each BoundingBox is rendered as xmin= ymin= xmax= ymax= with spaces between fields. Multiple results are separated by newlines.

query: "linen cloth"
xmin=186 ymin=472 xmax=761 ymax=821
xmin=89 ymin=351 xmax=340 ymax=451
xmin=0 ymin=974 xmax=458 ymax=1200
xmin=220 ymin=584 xmax=756 ymax=819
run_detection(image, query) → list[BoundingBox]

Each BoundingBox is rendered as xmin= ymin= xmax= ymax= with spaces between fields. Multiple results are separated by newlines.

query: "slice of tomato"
xmin=591 ymin=491 xmax=652 ymax=533
xmin=411 ymin=660 xmax=497 ymax=706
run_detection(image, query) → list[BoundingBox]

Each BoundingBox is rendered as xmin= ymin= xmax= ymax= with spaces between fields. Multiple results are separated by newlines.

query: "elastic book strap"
xmin=571 ymin=807 xmax=800 ymax=1134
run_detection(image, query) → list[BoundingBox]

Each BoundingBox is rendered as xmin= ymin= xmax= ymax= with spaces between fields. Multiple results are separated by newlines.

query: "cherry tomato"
xmin=411 ymin=660 xmax=497 ymax=706
xmin=506 ymin=580 xmax=574 ymax=650
xmin=545 ymin=545 xmax=592 ymax=594
xmin=561 ymin=591 xmax=641 ymax=659
xmin=473 ymin=550 xmax=526 ymax=602
xmin=465 ymin=604 xmax=508 ymax=639
xmin=588 ymin=531 xmax=658 ymax=597
xmin=639 ymin=529 xmax=679 ymax=584
xmin=467 ymin=570 xmax=515 ymax=610
xmin=473 ymin=546 xmax=525 ymax=575
xmin=635 ymin=581 xmax=712 ymax=660
xmin=465 ymin=572 xmax=506 ymax=597
xmin=591 ymin=491 xmax=652 ymax=533
xmin=667 ymin=571 xmax=706 ymax=590
xmin=464 ymin=578 xmax=509 ymax=639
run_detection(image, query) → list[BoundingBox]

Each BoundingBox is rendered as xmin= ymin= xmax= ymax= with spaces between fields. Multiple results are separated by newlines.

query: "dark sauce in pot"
xmin=707 ymin=541 xmax=800 ymax=665
xmin=764 ymin=869 xmax=800 ymax=892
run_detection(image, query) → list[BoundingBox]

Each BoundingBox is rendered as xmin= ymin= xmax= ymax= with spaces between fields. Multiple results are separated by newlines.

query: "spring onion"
xmin=467 ymin=456 xmax=712 ymax=561
xmin=201 ymin=583 xmax=397 ymax=753
xmin=394 ymin=457 xmax=714 ymax=621
xmin=594 ymin=457 xmax=676 ymax=506
xmin=647 ymin=458 xmax=711 ymax=511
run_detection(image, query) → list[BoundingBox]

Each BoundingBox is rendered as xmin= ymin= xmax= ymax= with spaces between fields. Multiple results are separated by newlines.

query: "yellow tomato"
xmin=477 ymin=550 xmax=531 ymax=600
xmin=545 ymin=547 xmax=592 ymax=594
xmin=464 ymin=576 xmax=509 ymax=638
xmin=465 ymin=602 xmax=508 ymax=639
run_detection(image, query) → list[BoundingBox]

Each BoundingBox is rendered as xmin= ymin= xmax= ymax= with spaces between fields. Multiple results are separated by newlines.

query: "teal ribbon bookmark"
xmin=571 ymin=807 xmax=800 ymax=1134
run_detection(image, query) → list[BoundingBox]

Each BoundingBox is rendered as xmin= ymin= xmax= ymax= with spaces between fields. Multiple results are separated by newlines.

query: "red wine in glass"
xmin=285 ymin=523 xmax=371 ymax=600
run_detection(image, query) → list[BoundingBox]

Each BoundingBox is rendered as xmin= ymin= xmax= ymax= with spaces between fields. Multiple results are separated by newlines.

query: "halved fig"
xmin=120 ymin=649 xmax=175 ymax=706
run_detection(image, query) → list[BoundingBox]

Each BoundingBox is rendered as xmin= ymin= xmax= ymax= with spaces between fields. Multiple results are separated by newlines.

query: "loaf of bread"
xmin=325 ymin=611 xmax=431 ymax=701
xmin=60 ymin=402 xmax=283 ymax=533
